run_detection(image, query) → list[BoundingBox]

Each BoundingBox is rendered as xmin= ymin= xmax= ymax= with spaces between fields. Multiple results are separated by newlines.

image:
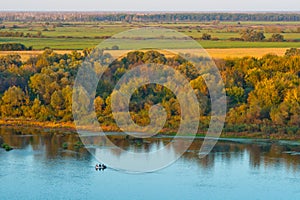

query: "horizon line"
xmin=0 ymin=10 xmax=300 ymax=13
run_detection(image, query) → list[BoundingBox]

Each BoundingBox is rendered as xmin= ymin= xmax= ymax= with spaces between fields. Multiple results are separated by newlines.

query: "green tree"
xmin=227 ymin=86 xmax=245 ymax=106
xmin=241 ymin=29 xmax=265 ymax=41
xmin=50 ymin=90 xmax=64 ymax=111
xmin=285 ymin=48 xmax=300 ymax=57
xmin=201 ymin=33 xmax=211 ymax=40
xmin=270 ymin=33 xmax=284 ymax=42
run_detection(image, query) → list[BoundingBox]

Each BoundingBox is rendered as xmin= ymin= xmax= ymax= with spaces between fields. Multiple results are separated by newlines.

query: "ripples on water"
xmin=1 ymin=127 xmax=300 ymax=200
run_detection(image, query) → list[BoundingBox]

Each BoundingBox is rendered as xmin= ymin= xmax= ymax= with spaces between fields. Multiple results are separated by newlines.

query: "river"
xmin=1 ymin=127 xmax=300 ymax=199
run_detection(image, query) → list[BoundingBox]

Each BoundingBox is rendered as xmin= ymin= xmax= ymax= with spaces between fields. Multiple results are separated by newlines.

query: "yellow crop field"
xmin=0 ymin=48 xmax=289 ymax=61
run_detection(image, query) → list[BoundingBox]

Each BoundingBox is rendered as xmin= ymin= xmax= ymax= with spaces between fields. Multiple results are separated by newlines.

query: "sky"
xmin=0 ymin=0 xmax=300 ymax=12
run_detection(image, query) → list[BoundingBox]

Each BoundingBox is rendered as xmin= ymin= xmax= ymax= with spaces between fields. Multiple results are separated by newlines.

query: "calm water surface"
xmin=1 ymin=127 xmax=300 ymax=200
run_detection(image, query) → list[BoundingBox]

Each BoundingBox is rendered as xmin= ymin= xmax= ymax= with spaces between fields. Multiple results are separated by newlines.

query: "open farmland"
xmin=0 ymin=21 xmax=299 ymax=50
xmin=0 ymin=48 xmax=290 ymax=61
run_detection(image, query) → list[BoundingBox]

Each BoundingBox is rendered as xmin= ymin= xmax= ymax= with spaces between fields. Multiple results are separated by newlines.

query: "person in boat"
xmin=95 ymin=164 xmax=99 ymax=170
xmin=101 ymin=164 xmax=107 ymax=170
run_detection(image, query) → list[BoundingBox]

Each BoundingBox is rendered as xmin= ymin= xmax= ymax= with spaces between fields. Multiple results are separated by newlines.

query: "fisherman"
xmin=101 ymin=164 xmax=107 ymax=170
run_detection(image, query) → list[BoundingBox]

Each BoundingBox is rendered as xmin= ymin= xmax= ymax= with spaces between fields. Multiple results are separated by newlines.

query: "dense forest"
xmin=1 ymin=12 xmax=300 ymax=22
xmin=0 ymin=48 xmax=299 ymax=136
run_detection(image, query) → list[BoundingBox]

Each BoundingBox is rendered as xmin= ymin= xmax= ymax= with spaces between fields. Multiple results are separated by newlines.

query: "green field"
xmin=0 ymin=21 xmax=299 ymax=50
xmin=0 ymin=37 xmax=299 ymax=50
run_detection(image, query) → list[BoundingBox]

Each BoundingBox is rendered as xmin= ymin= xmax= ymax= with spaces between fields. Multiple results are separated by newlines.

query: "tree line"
xmin=0 ymin=43 xmax=32 ymax=51
xmin=202 ymin=30 xmax=287 ymax=42
xmin=0 ymin=31 xmax=42 ymax=38
xmin=1 ymin=12 xmax=300 ymax=22
xmin=0 ymin=48 xmax=299 ymax=135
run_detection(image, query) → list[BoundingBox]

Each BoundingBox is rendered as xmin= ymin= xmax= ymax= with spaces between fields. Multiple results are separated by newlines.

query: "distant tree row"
xmin=1 ymin=12 xmax=300 ymax=22
xmin=198 ymin=31 xmax=285 ymax=42
xmin=0 ymin=43 xmax=32 ymax=51
xmin=0 ymin=31 xmax=42 ymax=38
xmin=227 ymin=29 xmax=286 ymax=42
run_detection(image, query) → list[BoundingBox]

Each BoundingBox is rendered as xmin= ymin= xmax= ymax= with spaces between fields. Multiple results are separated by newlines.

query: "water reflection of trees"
xmin=0 ymin=127 xmax=91 ymax=160
xmin=1 ymin=127 xmax=300 ymax=172
xmin=182 ymin=140 xmax=300 ymax=172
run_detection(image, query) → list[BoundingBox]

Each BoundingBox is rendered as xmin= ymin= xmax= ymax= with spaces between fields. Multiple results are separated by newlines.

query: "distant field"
xmin=0 ymin=21 xmax=299 ymax=50
xmin=0 ymin=48 xmax=289 ymax=61
xmin=0 ymin=37 xmax=299 ymax=50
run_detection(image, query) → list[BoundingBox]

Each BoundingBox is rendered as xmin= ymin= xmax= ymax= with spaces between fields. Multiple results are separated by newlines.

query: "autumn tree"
xmin=201 ymin=33 xmax=212 ymax=40
xmin=1 ymin=86 xmax=26 ymax=117
xmin=270 ymin=33 xmax=284 ymax=42
xmin=241 ymin=29 xmax=265 ymax=41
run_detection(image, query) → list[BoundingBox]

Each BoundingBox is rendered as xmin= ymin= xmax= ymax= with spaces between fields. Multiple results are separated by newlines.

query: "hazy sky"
xmin=1 ymin=0 xmax=300 ymax=11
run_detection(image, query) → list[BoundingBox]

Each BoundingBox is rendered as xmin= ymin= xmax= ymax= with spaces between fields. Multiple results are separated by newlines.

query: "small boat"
xmin=95 ymin=164 xmax=107 ymax=171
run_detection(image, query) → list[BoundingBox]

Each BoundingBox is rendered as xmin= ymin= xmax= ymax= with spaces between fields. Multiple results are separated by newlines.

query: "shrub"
xmin=2 ymin=143 xmax=13 ymax=151
xmin=74 ymin=141 xmax=84 ymax=149
xmin=62 ymin=142 xmax=68 ymax=149
xmin=201 ymin=33 xmax=211 ymax=40
xmin=269 ymin=33 xmax=284 ymax=42
xmin=111 ymin=45 xmax=119 ymax=50
xmin=229 ymin=37 xmax=244 ymax=41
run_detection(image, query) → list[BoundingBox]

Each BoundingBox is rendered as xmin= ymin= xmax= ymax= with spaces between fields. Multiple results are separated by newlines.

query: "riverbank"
xmin=0 ymin=119 xmax=299 ymax=141
xmin=0 ymin=119 xmax=125 ymax=133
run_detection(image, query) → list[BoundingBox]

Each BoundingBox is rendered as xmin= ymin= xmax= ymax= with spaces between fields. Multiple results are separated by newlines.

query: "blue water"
xmin=1 ymin=129 xmax=300 ymax=200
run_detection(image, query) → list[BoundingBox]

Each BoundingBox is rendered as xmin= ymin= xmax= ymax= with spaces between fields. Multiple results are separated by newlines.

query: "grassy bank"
xmin=1 ymin=119 xmax=299 ymax=141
